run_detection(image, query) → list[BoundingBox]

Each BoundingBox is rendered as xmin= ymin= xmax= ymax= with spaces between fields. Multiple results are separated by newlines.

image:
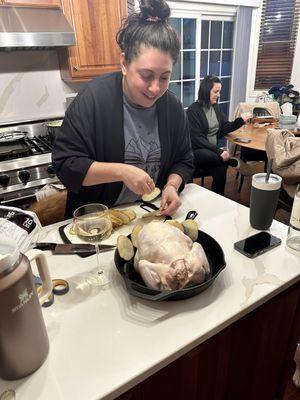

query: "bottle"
xmin=0 ymin=239 xmax=53 ymax=380
xmin=287 ymin=184 xmax=300 ymax=251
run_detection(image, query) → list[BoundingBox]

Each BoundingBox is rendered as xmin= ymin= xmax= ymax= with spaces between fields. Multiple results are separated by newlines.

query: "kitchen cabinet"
xmin=1 ymin=0 xmax=61 ymax=7
xmin=116 ymin=281 xmax=300 ymax=400
xmin=58 ymin=0 xmax=127 ymax=81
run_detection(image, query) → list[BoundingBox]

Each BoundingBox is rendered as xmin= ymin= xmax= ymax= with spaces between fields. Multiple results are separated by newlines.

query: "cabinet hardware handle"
xmin=73 ymin=66 xmax=79 ymax=71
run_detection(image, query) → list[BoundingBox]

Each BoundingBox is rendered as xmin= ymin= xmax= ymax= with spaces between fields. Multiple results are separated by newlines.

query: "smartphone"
xmin=234 ymin=232 xmax=281 ymax=258
xmin=234 ymin=137 xmax=252 ymax=143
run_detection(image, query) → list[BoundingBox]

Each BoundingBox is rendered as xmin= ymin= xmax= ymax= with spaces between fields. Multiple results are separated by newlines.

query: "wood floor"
xmin=195 ymin=162 xmax=300 ymax=400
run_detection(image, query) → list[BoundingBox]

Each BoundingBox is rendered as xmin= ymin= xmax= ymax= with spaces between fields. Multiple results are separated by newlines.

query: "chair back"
xmin=234 ymin=102 xmax=281 ymax=119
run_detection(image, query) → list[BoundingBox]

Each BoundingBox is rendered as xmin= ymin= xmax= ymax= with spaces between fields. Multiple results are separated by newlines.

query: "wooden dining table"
xmin=226 ymin=123 xmax=300 ymax=152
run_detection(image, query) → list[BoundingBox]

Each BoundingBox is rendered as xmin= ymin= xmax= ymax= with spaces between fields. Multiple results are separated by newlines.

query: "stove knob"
xmin=19 ymin=170 xmax=30 ymax=184
xmin=46 ymin=165 xmax=55 ymax=176
xmin=0 ymin=174 xmax=10 ymax=188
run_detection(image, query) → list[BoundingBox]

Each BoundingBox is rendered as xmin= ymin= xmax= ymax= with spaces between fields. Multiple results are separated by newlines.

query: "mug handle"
xmin=25 ymin=249 xmax=53 ymax=305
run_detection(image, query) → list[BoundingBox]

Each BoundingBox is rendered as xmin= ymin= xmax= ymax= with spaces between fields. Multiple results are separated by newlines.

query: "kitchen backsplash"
xmin=0 ymin=50 xmax=85 ymax=125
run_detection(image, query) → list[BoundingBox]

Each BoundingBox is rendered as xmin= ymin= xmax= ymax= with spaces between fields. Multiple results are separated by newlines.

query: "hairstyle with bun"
xmin=116 ymin=0 xmax=180 ymax=64
xmin=198 ymin=75 xmax=222 ymax=107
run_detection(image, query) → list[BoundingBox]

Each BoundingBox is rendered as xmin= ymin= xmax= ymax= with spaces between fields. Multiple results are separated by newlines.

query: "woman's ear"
xmin=120 ymin=53 xmax=127 ymax=76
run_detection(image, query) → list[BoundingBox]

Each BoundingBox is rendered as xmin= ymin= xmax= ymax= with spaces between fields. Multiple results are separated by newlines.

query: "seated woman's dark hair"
xmin=198 ymin=75 xmax=222 ymax=108
xmin=116 ymin=0 xmax=180 ymax=64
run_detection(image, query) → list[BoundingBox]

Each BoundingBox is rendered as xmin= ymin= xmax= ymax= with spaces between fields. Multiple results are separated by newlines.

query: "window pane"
xmin=220 ymin=77 xmax=231 ymax=102
xmin=209 ymin=51 xmax=221 ymax=76
xmin=171 ymin=52 xmax=181 ymax=81
xmin=223 ymin=22 xmax=234 ymax=48
xmin=183 ymin=19 xmax=196 ymax=49
xmin=221 ymin=50 xmax=232 ymax=76
xmin=210 ymin=21 xmax=222 ymax=49
xmin=201 ymin=21 xmax=209 ymax=49
xmin=183 ymin=51 xmax=195 ymax=79
xmin=169 ymin=81 xmax=181 ymax=100
xmin=218 ymin=102 xmax=229 ymax=119
xmin=170 ymin=18 xmax=181 ymax=42
xmin=200 ymin=51 xmax=208 ymax=78
xmin=183 ymin=81 xmax=195 ymax=108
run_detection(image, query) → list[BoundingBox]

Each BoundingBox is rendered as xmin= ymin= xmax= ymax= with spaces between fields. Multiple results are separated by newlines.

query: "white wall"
xmin=0 ymin=50 xmax=80 ymax=125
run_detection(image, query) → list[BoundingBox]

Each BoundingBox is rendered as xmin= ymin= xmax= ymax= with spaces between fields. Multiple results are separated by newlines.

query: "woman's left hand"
xmin=160 ymin=185 xmax=181 ymax=216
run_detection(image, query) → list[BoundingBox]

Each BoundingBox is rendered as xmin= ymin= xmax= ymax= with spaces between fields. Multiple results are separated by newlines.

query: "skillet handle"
xmin=185 ymin=210 xmax=198 ymax=220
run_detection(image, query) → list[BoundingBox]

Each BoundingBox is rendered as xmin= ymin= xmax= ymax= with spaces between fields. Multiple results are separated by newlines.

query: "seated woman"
xmin=186 ymin=75 xmax=252 ymax=195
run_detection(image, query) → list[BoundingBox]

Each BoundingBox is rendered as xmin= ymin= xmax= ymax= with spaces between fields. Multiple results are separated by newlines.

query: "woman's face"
xmin=120 ymin=45 xmax=172 ymax=108
xmin=210 ymin=83 xmax=222 ymax=105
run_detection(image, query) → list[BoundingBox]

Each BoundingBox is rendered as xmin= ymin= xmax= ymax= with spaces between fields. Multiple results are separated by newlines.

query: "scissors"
xmin=33 ymin=274 xmax=69 ymax=307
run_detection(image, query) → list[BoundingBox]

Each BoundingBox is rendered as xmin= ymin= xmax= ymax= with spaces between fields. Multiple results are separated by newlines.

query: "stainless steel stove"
xmin=0 ymin=120 xmax=61 ymax=208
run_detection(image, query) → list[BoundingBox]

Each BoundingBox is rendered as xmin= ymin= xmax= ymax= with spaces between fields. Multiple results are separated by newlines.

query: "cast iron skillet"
xmin=114 ymin=208 xmax=226 ymax=301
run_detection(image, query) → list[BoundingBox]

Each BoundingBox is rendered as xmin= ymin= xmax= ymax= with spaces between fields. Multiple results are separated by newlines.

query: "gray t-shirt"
xmin=204 ymin=106 xmax=219 ymax=145
xmin=114 ymin=95 xmax=161 ymax=205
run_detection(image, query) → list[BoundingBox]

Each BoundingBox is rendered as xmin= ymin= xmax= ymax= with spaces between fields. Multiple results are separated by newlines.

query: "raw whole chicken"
xmin=134 ymin=221 xmax=210 ymax=291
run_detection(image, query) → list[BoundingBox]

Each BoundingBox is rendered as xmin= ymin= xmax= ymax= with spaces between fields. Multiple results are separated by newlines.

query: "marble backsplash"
xmin=0 ymin=50 xmax=84 ymax=125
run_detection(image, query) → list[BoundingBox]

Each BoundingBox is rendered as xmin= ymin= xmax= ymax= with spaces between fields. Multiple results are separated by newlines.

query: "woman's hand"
xmin=160 ymin=184 xmax=181 ymax=216
xmin=241 ymin=111 xmax=252 ymax=123
xmin=220 ymin=150 xmax=230 ymax=162
xmin=122 ymin=165 xmax=155 ymax=195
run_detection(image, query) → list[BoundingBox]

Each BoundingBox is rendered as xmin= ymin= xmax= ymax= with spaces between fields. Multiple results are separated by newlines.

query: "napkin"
xmin=281 ymin=102 xmax=293 ymax=115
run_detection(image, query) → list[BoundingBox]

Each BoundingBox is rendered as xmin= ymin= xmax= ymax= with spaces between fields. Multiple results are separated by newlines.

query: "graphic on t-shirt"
xmin=125 ymin=137 xmax=161 ymax=179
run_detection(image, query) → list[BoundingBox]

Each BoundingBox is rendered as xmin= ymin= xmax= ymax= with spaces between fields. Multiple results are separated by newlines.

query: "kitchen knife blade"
xmin=34 ymin=242 xmax=115 ymax=254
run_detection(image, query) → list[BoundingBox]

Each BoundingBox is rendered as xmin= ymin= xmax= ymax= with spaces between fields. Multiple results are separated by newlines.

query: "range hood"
xmin=0 ymin=7 xmax=76 ymax=49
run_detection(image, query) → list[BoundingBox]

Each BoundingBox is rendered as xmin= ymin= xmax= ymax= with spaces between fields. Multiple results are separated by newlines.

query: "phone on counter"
xmin=233 ymin=137 xmax=252 ymax=143
xmin=234 ymin=232 xmax=281 ymax=258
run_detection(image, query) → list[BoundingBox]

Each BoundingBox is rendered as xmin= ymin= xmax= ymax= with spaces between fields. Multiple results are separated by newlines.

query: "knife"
xmin=34 ymin=242 xmax=116 ymax=255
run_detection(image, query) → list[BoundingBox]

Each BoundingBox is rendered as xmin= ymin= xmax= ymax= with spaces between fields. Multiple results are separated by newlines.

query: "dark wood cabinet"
xmin=58 ymin=0 xmax=127 ymax=81
xmin=116 ymin=282 xmax=300 ymax=400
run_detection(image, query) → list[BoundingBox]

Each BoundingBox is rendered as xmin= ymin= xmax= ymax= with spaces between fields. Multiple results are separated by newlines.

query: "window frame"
xmin=169 ymin=3 xmax=236 ymax=111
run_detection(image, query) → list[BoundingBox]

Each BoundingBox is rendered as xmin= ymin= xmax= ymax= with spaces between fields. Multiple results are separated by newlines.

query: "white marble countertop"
xmin=1 ymin=183 xmax=299 ymax=400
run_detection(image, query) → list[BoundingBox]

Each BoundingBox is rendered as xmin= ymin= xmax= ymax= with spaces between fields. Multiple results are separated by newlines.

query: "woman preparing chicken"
xmin=52 ymin=0 xmax=194 ymax=219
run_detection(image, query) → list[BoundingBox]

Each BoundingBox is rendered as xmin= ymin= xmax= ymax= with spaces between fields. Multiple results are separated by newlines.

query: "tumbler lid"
xmin=0 ymin=238 xmax=19 ymax=276
xmin=252 ymin=173 xmax=282 ymax=191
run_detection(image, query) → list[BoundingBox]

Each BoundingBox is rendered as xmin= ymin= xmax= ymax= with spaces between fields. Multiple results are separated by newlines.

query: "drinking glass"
xmin=240 ymin=112 xmax=253 ymax=132
xmin=73 ymin=204 xmax=112 ymax=286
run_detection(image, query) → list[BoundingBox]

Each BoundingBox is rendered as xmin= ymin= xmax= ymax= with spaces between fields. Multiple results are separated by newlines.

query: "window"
xmin=255 ymin=0 xmax=300 ymax=89
xmin=169 ymin=16 xmax=235 ymax=117
xmin=169 ymin=18 xmax=196 ymax=109
xmin=200 ymin=19 xmax=234 ymax=117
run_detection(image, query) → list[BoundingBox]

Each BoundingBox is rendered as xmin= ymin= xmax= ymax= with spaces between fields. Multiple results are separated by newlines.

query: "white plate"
xmin=63 ymin=203 xmax=161 ymax=246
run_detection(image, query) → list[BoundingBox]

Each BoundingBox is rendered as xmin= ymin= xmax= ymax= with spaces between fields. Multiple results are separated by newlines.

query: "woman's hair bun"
xmin=139 ymin=0 xmax=170 ymax=22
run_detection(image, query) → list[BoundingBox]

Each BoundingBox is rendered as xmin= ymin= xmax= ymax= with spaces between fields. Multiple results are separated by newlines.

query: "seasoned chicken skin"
xmin=134 ymin=221 xmax=210 ymax=291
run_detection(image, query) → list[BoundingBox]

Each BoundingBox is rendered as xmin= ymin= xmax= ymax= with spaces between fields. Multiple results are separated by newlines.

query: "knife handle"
xmin=34 ymin=243 xmax=56 ymax=251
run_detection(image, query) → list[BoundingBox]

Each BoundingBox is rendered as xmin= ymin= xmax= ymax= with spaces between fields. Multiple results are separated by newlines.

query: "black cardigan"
xmin=52 ymin=72 xmax=194 ymax=218
xmin=186 ymin=101 xmax=244 ymax=156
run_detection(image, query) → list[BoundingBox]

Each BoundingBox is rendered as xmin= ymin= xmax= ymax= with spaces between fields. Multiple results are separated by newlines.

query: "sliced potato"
xmin=131 ymin=224 xmax=143 ymax=247
xmin=121 ymin=209 xmax=136 ymax=222
xmin=141 ymin=209 xmax=162 ymax=219
xmin=107 ymin=213 xmax=123 ymax=228
xmin=109 ymin=209 xmax=131 ymax=224
xmin=69 ymin=223 xmax=76 ymax=235
xmin=117 ymin=235 xmax=134 ymax=261
xmin=182 ymin=219 xmax=198 ymax=242
xmin=142 ymin=187 xmax=161 ymax=202
xmin=166 ymin=220 xmax=184 ymax=232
